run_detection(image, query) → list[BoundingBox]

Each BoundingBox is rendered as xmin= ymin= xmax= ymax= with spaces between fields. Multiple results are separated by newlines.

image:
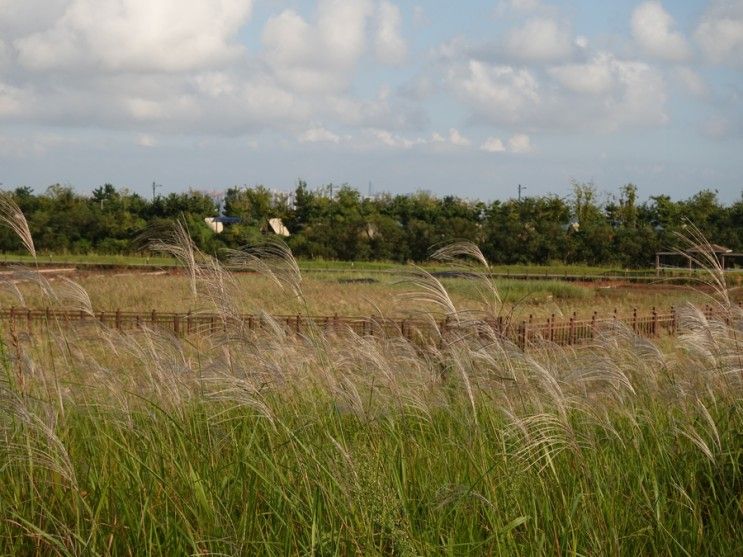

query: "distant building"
xmin=204 ymin=215 xmax=240 ymax=234
xmin=264 ymin=217 xmax=290 ymax=237
xmin=655 ymin=243 xmax=743 ymax=273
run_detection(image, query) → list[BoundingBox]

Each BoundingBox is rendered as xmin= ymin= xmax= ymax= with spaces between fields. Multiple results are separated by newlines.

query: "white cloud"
xmin=448 ymin=52 xmax=667 ymax=132
xmin=299 ymin=126 xmax=341 ymax=143
xmin=375 ymin=1 xmax=406 ymax=65
xmin=674 ymin=67 xmax=708 ymax=97
xmin=363 ymin=128 xmax=476 ymax=150
xmin=508 ymin=133 xmax=533 ymax=153
xmin=0 ymin=0 xmax=68 ymax=37
xmin=448 ymin=128 xmax=470 ymax=146
xmin=480 ymin=134 xmax=533 ymax=153
xmin=0 ymin=39 xmax=9 ymax=69
xmin=480 ymin=137 xmax=505 ymax=152
xmin=369 ymin=128 xmax=423 ymax=149
xmin=0 ymin=80 xmax=27 ymax=117
xmin=504 ymin=17 xmax=573 ymax=61
xmin=553 ymin=54 xmax=668 ymax=129
xmin=15 ymin=0 xmax=254 ymax=72
xmin=262 ymin=0 xmax=372 ymax=92
xmin=608 ymin=58 xmax=667 ymax=129
xmin=451 ymin=61 xmax=540 ymax=124
xmin=631 ymin=1 xmax=690 ymax=61
xmin=549 ymin=53 xmax=615 ymax=95
xmin=0 ymin=132 xmax=73 ymax=157
xmin=694 ymin=0 xmax=743 ymax=68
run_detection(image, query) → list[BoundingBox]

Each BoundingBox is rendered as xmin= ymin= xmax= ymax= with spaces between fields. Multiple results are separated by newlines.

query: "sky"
xmin=0 ymin=0 xmax=742 ymax=202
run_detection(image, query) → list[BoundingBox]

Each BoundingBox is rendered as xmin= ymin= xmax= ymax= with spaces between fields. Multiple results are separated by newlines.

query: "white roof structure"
xmin=268 ymin=217 xmax=290 ymax=237
xmin=204 ymin=217 xmax=224 ymax=234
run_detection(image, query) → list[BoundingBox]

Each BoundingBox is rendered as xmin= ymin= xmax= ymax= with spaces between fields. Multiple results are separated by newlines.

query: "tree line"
xmin=1 ymin=181 xmax=741 ymax=267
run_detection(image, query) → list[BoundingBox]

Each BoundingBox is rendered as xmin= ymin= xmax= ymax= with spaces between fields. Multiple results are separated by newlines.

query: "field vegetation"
xmin=0 ymin=268 xmax=721 ymax=320
xmin=0 ymin=204 xmax=741 ymax=554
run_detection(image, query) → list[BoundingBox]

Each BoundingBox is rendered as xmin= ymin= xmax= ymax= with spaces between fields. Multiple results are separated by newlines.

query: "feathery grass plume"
xmin=54 ymin=276 xmax=94 ymax=316
xmin=0 ymin=386 xmax=77 ymax=487
xmin=504 ymin=411 xmax=585 ymax=474
xmin=672 ymin=222 xmax=731 ymax=310
xmin=201 ymin=374 xmax=276 ymax=426
xmin=0 ymin=192 xmax=35 ymax=259
xmin=146 ymin=220 xmax=241 ymax=322
xmin=225 ymin=237 xmax=304 ymax=302
xmin=675 ymin=302 xmax=743 ymax=390
xmin=4 ymin=267 xmax=59 ymax=305
xmin=147 ymin=219 xmax=201 ymax=297
xmin=430 ymin=241 xmax=502 ymax=313
xmin=0 ymin=274 xmax=26 ymax=306
xmin=398 ymin=267 xmax=459 ymax=323
xmin=674 ymin=398 xmax=723 ymax=463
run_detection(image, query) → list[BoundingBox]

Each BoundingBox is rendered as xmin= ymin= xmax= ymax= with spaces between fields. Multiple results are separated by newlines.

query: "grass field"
xmin=0 ymin=250 xmax=679 ymax=275
xmin=0 ymin=215 xmax=741 ymax=554
xmin=0 ymin=267 xmax=721 ymax=320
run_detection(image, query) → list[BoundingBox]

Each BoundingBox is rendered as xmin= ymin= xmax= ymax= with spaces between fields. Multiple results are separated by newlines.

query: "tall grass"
xmin=0 ymin=230 xmax=741 ymax=554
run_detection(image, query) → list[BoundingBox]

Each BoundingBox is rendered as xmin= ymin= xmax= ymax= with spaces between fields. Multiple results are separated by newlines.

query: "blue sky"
xmin=0 ymin=0 xmax=741 ymax=202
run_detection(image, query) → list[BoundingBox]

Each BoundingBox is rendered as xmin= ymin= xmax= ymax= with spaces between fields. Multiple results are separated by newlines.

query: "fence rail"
xmin=1 ymin=303 xmax=741 ymax=350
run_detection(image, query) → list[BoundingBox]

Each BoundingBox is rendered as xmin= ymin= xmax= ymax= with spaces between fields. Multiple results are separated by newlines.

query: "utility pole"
xmin=518 ymin=183 xmax=526 ymax=202
xmin=152 ymin=181 xmax=162 ymax=202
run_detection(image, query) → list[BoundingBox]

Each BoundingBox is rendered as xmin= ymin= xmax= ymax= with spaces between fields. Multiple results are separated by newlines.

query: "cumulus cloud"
xmin=299 ymin=126 xmax=341 ymax=143
xmin=674 ymin=66 xmax=708 ymax=97
xmin=448 ymin=51 xmax=667 ymax=132
xmin=480 ymin=137 xmax=505 ymax=152
xmin=15 ymin=0 xmax=254 ymax=72
xmin=262 ymin=0 xmax=372 ymax=93
xmin=480 ymin=134 xmax=533 ymax=153
xmin=694 ymin=0 xmax=743 ymax=68
xmin=508 ymin=133 xmax=533 ymax=153
xmin=0 ymin=40 xmax=9 ymax=69
xmin=368 ymin=128 xmax=423 ymax=149
xmin=549 ymin=54 xmax=614 ymax=94
xmin=362 ymin=127 xmax=480 ymax=151
xmin=0 ymin=0 xmax=68 ymax=37
xmin=631 ymin=1 xmax=690 ymax=61
xmin=504 ymin=17 xmax=573 ymax=61
xmin=448 ymin=128 xmax=470 ymax=146
xmin=375 ymin=1 xmax=406 ymax=65
xmin=450 ymin=61 xmax=540 ymax=124
xmin=0 ymin=81 xmax=28 ymax=117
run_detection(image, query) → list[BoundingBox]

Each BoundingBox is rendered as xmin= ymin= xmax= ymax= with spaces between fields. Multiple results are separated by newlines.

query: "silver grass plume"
xmin=0 ymin=193 xmax=35 ymax=259
xmin=226 ymin=237 xmax=304 ymax=302
xmin=148 ymin=219 xmax=200 ymax=297
xmin=430 ymin=241 xmax=502 ymax=311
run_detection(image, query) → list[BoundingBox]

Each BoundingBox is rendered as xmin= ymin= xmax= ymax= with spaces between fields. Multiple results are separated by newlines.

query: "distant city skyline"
xmin=1 ymin=1 xmax=742 ymax=202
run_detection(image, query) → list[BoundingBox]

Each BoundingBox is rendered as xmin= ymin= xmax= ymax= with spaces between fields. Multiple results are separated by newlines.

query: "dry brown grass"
xmin=0 ymin=268 xmax=716 ymax=322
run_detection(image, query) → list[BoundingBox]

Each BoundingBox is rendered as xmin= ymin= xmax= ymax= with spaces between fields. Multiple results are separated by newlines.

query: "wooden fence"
xmin=1 ymin=303 xmax=740 ymax=350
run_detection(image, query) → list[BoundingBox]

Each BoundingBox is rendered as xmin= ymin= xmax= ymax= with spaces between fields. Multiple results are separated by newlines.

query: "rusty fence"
xmin=1 ymin=303 xmax=741 ymax=350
